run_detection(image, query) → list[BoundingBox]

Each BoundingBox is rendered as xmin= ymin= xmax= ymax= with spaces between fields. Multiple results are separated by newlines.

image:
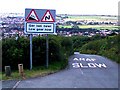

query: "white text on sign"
xmin=26 ymin=23 xmax=54 ymax=33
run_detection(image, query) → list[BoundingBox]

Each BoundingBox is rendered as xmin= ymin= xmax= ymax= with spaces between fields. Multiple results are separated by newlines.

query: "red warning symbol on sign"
xmin=41 ymin=10 xmax=55 ymax=22
xmin=26 ymin=9 xmax=40 ymax=22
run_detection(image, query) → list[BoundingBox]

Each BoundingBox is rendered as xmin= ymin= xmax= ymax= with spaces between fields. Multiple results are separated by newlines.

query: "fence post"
xmin=18 ymin=64 xmax=24 ymax=76
xmin=5 ymin=66 xmax=11 ymax=77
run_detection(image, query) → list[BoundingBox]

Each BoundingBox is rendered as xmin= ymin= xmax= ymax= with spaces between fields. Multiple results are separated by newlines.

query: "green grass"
xmin=79 ymin=25 xmax=119 ymax=30
xmin=68 ymin=15 xmax=117 ymax=21
xmin=1 ymin=61 xmax=67 ymax=80
xmin=0 ymin=72 xmax=2 ymax=80
xmin=58 ymin=25 xmax=72 ymax=28
xmin=58 ymin=25 xmax=119 ymax=30
xmin=69 ymin=16 xmax=101 ymax=20
xmin=58 ymin=15 xmax=118 ymax=30
xmin=80 ymin=35 xmax=120 ymax=63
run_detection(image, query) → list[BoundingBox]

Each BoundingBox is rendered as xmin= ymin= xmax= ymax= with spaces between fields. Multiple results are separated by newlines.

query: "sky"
xmin=0 ymin=0 xmax=119 ymax=15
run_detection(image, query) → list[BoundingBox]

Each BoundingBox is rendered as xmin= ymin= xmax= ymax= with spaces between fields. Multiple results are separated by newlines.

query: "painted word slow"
xmin=72 ymin=57 xmax=107 ymax=68
xmin=72 ymin=63 xmax=107 ymax=68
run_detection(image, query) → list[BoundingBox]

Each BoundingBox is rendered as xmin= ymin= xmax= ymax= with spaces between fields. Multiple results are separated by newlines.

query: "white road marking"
xmin=74 ymin=87 xmax=77 ymax=88
xmin=79 ymin=68 xmax=84 ymax=75
xmin=12 ymin=80 xmax=21 ymax=90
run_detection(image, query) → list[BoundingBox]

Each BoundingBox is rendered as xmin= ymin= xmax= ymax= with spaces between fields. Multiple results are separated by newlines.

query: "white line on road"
xmin=11 ymin=80 xmax=21 ymax=90
xmin=79 ymin=68 xmax=84 ymax=75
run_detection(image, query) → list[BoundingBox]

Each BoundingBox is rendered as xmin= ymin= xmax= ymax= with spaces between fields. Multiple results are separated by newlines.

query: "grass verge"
xmin=1 ymin=60 xmax=68 ymax=80
xmin=0 ymin=72 xmax=2 ymax=80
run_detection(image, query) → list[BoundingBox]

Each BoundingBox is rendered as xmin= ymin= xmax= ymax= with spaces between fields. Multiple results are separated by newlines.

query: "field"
xmin=67 ymin=15 xmax=117 ymax=22
xmin=58 ymin=25 xmax=119 ymax=30
xmin=57 ymin=15 xmax=118 ymax=30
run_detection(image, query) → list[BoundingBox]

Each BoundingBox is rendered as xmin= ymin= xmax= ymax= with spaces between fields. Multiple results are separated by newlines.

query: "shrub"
xmin=80 ymin=34 xmax=120 ymax=63
xmin=2 ymin=36 xmax=72 ymax=71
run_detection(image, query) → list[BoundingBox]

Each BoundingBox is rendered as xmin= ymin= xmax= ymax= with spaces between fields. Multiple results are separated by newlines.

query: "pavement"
xmin=1 ymin=54 xmax=119 ymax=90
xmin=2 ymin=80 xmax=20 ymax=90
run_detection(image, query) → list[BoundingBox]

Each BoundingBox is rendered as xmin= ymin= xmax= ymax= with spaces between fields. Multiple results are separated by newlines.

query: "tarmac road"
xmin=14 ymin=54 xmax=118 ymax=89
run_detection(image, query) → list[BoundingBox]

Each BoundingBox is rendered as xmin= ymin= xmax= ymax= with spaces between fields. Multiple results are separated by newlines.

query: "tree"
xmin=61 ymin=37 xmax=73 ymax=55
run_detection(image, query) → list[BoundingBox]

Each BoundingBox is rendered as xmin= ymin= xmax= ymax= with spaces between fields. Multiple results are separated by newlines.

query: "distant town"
xmin=0 ymin=13 xmax=119 ymax=39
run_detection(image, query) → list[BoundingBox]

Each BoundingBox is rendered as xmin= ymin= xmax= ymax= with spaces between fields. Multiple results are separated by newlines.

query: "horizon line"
xmin=0 ymin=13 xmax=118 ymax=16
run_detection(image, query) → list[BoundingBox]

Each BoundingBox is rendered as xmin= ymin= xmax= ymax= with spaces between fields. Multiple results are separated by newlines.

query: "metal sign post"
xmin=46 ymin=34 xmax=49 ymax=68
xmin=30 ymin=34 xmax=33 ymax=70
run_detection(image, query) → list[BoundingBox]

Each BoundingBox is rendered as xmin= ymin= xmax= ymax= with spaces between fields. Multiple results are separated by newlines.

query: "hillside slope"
xmin=80 ymin=34 xmax=120 ymax=63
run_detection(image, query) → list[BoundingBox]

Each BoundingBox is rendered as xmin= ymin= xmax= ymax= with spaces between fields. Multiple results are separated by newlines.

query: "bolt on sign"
xmin=24 ymin=8 xmax=56 ymax=34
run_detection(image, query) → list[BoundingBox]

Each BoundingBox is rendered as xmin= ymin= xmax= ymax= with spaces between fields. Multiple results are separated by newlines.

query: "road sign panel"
xmin=25 ymin=22 xmax=55 ymax=34
xmin=41 ymin=10 xmax=55 ymax=22
xmin=25 ymin=8 xmax=56 ymax=34
xmin=26 ymin=9 xmax=40 ymax=22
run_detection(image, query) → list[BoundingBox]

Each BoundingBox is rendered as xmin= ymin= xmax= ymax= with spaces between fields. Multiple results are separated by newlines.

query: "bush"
xmin=61 ymin=37 xmax=73 ymax=56
xmin=80 ymin=34 xmax=120 ymax=63
xmin=2 ymin=37 xmax=30 ymax=70
xmin=2 ymin=35 xmax=73 ymax=71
